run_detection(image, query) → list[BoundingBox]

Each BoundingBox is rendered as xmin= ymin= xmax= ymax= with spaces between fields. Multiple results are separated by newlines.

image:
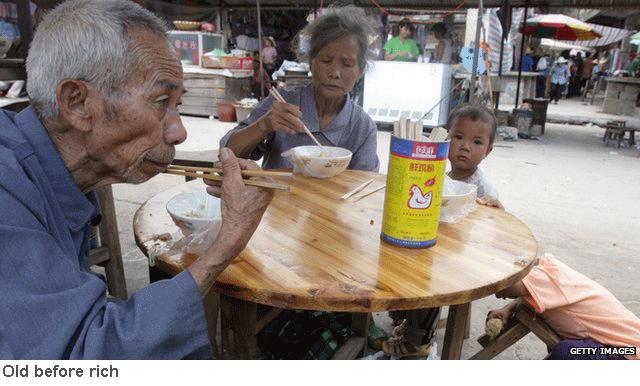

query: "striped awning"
xmin=555 ymin=23 xmax=636 ymax=47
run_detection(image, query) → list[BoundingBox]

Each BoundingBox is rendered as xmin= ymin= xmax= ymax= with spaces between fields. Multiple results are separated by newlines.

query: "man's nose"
xmin=164 ymin=111 xmax=187 ymax=146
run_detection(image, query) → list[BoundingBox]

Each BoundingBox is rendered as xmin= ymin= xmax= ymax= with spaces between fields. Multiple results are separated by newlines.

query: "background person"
xmin=431 ymin=22 xmax=453 ymax=64
xmin=261 ymin=36 xmax=278 ymax=76
xmin=550 ymin=57 xmax=571 ymax=104
xmin=536 ymin=52 xmax=550 ymax=98
xmin=383 ymin=18 xmax=419 ymax=62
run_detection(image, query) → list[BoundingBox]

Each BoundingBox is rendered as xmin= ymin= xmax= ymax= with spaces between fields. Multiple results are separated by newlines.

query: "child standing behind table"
xmin=382 ymin=105 xmax=503 ymax=358
xmin=488 ymin=254 xmax=640 ymax=360
xmin=446 ymin=104 xmax=503 ymax=209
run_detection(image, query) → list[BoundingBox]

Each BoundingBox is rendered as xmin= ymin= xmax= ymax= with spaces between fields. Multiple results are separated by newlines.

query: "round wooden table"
xmin=134 ymin=170 xmax=537 ymax=359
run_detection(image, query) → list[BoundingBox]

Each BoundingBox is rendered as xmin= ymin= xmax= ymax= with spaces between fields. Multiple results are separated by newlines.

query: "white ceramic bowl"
xmin=440 ymin=179 xmax=478 ymax=223
xmin=281 ymin=146 xmax=352 ymax=179
xmin=166 ymin=191 xmax=222 ymax=231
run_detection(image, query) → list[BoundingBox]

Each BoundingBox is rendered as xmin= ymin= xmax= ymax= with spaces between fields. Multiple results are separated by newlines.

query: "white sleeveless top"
xmin=440 ymin=38 xmax=453 ymax=64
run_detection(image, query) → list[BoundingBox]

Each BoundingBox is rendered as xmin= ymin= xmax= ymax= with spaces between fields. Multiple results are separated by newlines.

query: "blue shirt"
xmin=220 ymin=84 xmax=380 ymax=172
xmin=520 ymin=55 xmax=534 ymax=72
xmin=0 ymin=107 xmax=211 ymax=359
xmin=551 ymin=64 xmax=571 ymax=85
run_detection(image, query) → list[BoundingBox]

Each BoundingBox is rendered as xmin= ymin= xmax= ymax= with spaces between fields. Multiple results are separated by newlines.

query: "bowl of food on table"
xmin=282 ymin=146 xmax=352 ymax=179
xmin=166 ymin=191 xmax=222 ymax=231
xmin=439 ymin=177 xmax=478 ymax=223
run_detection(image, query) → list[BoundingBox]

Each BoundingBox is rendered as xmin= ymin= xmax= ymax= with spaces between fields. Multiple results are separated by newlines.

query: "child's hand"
xmin=487 ymin=307 xmax=512 ymax=326
xmin=477 ymin=195 xmax=504 ymax=209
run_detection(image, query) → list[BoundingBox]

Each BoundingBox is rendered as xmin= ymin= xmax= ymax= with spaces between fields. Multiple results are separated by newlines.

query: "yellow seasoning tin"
xmin=381 ymin=136 xmax=449 ymax=248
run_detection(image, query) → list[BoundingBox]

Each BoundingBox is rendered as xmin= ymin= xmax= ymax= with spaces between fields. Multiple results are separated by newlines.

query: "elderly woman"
xmin=220 ymin=6 xmax=379 ymax=173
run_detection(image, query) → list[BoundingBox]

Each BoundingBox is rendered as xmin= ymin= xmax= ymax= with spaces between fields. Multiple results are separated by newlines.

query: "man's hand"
xmin=205 ymin=148 xmax=274 ymax=258
xmin=477 ymin=195 xmax=504 ymax=209
xmin=188 ymin=148 xmax=274 ymax=296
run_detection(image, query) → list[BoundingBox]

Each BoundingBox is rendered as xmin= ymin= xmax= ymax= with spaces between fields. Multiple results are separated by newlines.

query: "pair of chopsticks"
xmin=270 ymin=88 xmax=324 ymax=149
xmin=165 ymin=165 xmax=292 ymax=191
xmin=341 ymin=178 xmax=386 ymax=203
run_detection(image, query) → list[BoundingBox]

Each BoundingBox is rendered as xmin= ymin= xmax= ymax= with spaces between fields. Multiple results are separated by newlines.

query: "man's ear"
xmin=56 ymin=79 xmax=94 ymax=132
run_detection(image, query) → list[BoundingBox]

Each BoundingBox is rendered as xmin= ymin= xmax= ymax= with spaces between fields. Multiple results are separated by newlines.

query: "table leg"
xmin=220 ymin=295 xmax=258 ymax=359
xmin=333 ymin=312 xmax=370 ymax=360
xmin=441 ymin=302 xmax=471 ymax=360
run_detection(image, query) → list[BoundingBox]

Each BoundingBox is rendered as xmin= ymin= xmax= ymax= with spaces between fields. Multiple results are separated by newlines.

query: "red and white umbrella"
xmin=520 ymin=14 xmax=601 ymax=41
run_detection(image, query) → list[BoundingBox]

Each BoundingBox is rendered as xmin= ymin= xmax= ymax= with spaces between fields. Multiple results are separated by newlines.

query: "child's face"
xmin=448 ymin=116 xmax=493 ymax=174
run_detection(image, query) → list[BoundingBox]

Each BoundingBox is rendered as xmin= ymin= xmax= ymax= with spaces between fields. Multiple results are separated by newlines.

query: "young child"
xmin=447 ymin=104 xmax=503 ymax=209
xmin=382 ymin=105 xmax=503 ymax=358
xmin=488 ymin=253 xmax=640 ymax=360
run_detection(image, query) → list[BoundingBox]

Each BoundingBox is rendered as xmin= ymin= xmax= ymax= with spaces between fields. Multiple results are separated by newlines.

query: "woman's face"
xmin=310 ymin=35 xmax=363 ymax=100
xmin=399 ymin=26 xmax=411 ymax=39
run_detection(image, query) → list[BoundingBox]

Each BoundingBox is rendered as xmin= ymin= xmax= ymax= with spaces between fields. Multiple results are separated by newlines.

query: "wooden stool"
xmin=470 ymin=303 xmax=560 ymax=359
xmin=89 ymin=186 xmax=128 ymax=299
xmin=603 ymin=121 xmax=628 ymax=148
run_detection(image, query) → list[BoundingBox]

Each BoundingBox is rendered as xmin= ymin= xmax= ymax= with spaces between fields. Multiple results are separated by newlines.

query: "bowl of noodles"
xmin=281 ymin=146 xmax=352 ymax=179
xmin=166 ymin=191 xmax=222 ymax=231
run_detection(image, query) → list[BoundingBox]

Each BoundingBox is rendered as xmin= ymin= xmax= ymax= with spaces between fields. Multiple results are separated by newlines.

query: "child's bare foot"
xmin=487 ymin=306 xmax=512 ymax=326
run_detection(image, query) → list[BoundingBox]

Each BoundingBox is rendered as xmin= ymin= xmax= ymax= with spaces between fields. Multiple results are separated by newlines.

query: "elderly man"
xmin=0 ymin=0 xmax=272 ymax=359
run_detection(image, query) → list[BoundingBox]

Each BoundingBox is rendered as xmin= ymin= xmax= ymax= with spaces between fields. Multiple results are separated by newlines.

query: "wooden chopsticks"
xmin=352 ymin=184 xmax=386 ymax=202
xmin=167 ymin=165 xmax=292 ymax=178
xmin=165 ymin=165 xmax=291 ymax=191
xmin=341 ymin=178 xmax=374 ymax=200
xmin=270 ymin=88 xmax=324 ymax=148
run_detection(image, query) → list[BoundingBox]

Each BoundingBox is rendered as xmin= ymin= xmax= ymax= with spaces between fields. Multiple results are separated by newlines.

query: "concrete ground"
xmin=504 ymin=97 xmax=640 ymax=127
xmin=112 ymin=108 xmax=640 ymax=360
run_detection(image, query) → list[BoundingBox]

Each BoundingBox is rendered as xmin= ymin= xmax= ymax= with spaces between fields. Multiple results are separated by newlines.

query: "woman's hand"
xmin=260 ymin=100 xmax=305 ymax=135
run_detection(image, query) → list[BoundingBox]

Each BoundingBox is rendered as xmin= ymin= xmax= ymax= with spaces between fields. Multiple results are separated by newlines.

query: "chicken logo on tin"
xmin=407 ymin=178 xmax=435 ymax=209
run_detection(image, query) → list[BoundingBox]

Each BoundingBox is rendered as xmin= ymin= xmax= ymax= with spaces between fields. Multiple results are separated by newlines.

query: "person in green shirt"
xmin=384 ymin=19 xmax=420 ymax=62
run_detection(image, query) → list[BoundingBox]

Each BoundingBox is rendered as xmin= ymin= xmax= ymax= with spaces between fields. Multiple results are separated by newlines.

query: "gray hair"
xmin=26 ymin=0 xmax=169 ymax=119
xmin=297 ymin=6 xmax=376 ymax=72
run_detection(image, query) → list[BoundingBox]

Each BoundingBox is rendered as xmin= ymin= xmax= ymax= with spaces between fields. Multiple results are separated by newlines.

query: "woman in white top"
xmin=432 ymin=22 xmax=453 ymax=64
xmin=261 ymin=36 xmax=278 ymax=75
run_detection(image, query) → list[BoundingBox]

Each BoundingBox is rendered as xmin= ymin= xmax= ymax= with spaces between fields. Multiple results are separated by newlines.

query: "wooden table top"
xmin=134 ymin=170 xmax=537 ymax=312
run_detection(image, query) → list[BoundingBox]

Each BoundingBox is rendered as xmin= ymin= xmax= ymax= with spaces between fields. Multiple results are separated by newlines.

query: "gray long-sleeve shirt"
xmin=220 ymin=84 xmax=379 ymax=172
